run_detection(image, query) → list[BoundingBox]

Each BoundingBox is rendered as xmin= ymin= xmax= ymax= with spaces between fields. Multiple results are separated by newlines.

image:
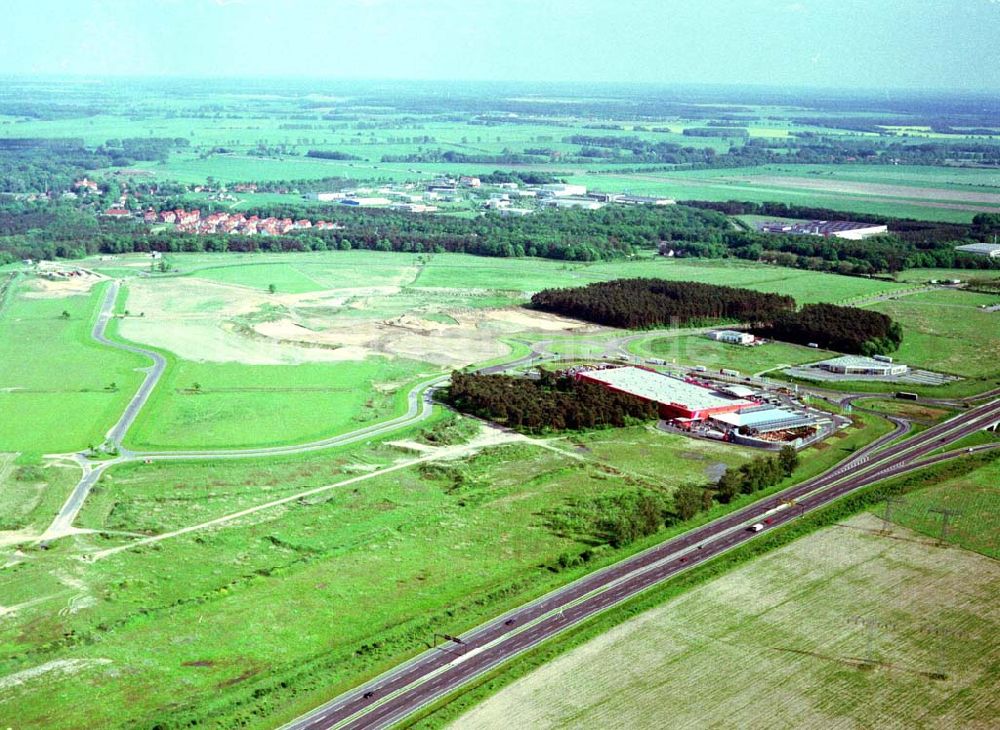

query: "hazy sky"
xmin=3 ymin=0 xmax=999 ymax=90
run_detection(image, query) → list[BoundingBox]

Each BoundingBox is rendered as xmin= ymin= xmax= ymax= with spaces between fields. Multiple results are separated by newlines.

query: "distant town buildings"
xmin=147 ymin=208 xmax=342 ymax=236
xmin=756 ymin=220 xmax=888 ymax=240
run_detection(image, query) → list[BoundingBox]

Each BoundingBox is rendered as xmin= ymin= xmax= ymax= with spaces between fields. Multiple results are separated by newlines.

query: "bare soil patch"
xmin=121 ymin=276 xmax=590 ymax=366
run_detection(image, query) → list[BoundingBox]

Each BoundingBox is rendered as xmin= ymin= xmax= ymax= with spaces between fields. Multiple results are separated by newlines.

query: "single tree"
xmin=674 ymin=484 xmax=704 ymax=521
xmin=60 ymin=310 xmax=71 ymax=319
xmin=778 ymin=445 xmax=799 ymax=476
xmin=268 ymin=283 xmax=277 ymax=294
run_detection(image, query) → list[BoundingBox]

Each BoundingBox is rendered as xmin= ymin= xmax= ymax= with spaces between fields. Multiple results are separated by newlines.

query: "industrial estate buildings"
xmin=574 ymin=366 xmax=831 ymax=447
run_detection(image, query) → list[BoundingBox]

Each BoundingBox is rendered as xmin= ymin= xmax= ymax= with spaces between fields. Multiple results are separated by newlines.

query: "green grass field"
xmin=125 ymin=357 xmax=429 ymax=450
xmin=0 ymin=425 xmax=762 ymax=729
xmin=882 ymin=458 xmax=1000 ymax=558
xmin=629 ymin=334 xmax=834 ymax=373
xmin=0 ymin=281 xmax=148 ymax=454
xmin=0 ymin=456 xmax=80 ymax=532
xmin=865 ymin=289 xmax=1000 ymax=378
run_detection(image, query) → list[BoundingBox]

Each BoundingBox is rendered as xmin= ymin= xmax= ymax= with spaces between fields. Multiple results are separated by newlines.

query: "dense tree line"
xmin=760 ymin=303 xmax=903 ymax=355
xmin=530 ymin=278 xmax=795 ymax=329
xmin=0 ymin=137 xmax=190 ymax=193
xmin=714 ymin=447 xmax=798 ymax=504
xmin=443 ymin=370 xmax=658 ymax=433
xmin=305 ymin=150 xmax=363 ymax=161
xmin=1 ymin=199 xmax=736 ymax=265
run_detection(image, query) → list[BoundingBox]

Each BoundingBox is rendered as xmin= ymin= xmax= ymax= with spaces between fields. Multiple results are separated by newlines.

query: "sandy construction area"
xmin=120 ymin=276 xmax=591 ymax=366
xmin=22 ymin=268 xmax=106 ymax=298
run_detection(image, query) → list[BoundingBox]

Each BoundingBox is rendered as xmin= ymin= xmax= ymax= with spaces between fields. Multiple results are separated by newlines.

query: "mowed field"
xmin=865 ymin=289 xmax=1000 ymax=378
xmin=630 ymin=334 xmax=835 ymax=374
xmin=456 ymin=511 xmax=1000 ymax=729
xmin=0 ymin=278 xmax=148 ymax=454
xmin=0 ymin=426 xmax=756 ymax=729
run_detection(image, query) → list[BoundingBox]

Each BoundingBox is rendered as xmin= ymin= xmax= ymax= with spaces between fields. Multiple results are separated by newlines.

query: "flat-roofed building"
xmin=708 ymin=330 xmax=755 ymax=345
xmin=757 ymin=220 xmax=888 ymax=240
xmin=575 ymin=366 xmax=752 ymax=421
xmin=710 ymin=406 xmax=825 ymax=434
xmin=815 ymin=355 xmax=909 ymax=376
xmin=955 ymin=243 xmax=1000 ymax=258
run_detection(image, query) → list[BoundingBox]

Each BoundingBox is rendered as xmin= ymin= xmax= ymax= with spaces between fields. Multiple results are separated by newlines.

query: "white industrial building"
xmin=954 ymin=243 xmax=1000 ymax=258
xmin=757 ymin=220 xmax=888 ymax=240
xmin=540 ymin=183 xmax=587 ymax=197
xmin=707 ymin=330 xmax=755 ymax=345
xmin=543 ymin=197 xmax=604 ymax=210
xmin=814 ymin=355 xmax=908 ymax=376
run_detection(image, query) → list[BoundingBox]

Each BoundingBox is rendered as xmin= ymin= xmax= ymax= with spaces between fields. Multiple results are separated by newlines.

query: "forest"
xmin=760 ymin=303 xmax=903 ymax=355
xmin=530 ymin=279 xmax=901 ymax=354
xmin=530 ymin=278 xmax=795 ymax=329
xmin=443 ymin=370 xmax=658 ymax=433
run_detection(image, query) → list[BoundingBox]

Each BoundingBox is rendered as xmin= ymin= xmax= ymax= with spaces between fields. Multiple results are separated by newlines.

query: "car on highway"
xmin=747 ymin=523 xmax=764 ymax=532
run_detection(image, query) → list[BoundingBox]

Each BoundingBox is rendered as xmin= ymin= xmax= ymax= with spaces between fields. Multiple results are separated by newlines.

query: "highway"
xmin=282 ymin=398 xmax=1000 ymax=730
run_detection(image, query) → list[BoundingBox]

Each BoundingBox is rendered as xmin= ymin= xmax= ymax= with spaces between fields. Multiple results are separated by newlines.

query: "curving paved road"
xmin=43 ymin=287 xmax=540 ymax=538
xmin=281 ymin=399 xmax=1000 ymax=730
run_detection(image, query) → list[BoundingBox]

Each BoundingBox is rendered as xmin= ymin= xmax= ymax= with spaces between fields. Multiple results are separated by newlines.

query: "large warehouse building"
xmin=757 ymin=220 xmax=888 ymax=240
xmin=576 ymin=366 xmax=753 ymax=421
xmin=954 ymin=243 xmax=1000 ymax=258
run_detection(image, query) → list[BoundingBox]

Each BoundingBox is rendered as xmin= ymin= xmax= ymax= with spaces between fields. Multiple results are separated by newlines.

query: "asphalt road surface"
xmin=282 ymin=398 xmax=1000 ymax=730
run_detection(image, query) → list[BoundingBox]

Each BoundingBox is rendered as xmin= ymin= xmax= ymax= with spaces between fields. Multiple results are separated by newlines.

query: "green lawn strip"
xmin=854 ymin=398 xmax=958 ymax=424
xmin=0 ymin=280 xmax=149 ymax=454
xmin=928 ymin=428 xmax=1000 ymax=456
xmin=405 ymin=451 xmax=999 ymax=729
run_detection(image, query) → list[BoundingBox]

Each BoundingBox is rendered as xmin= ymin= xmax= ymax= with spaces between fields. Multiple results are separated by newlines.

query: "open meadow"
xmin=0 ymin=423 xmax=762 ymax=729
xmin=864 ymin=289 xmax=1000 ymax=378
xmin=629 ymin=334 xmax=835 ymax=374
xmin=0 ymin=277 xmax=148 ymax=454
xmin=455 ymin=509 xmax=1000 ymax=730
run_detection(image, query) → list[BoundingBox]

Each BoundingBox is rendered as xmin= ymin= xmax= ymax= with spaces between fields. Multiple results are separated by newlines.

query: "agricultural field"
xmin=0 ymin=277 xmax=148 ymax=454
xmin=456 ymin=511 xmax=1000 ymax=730
xmin=882 ymin=458 xmax=1000 ymax=558
xmin=864 ymin=289 xmax=1000 ymax=378
xmin=568 ymin=164 xmax=1000 ymax=222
